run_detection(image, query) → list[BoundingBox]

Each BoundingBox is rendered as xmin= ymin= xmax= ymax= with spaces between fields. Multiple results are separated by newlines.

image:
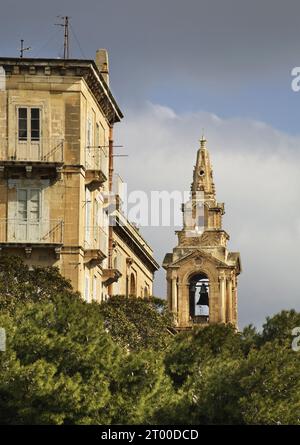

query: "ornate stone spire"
xmin=163 ymin=138 xmax=241 ymax=330
xmin=192 ymin=137 xmax=215 ymax=198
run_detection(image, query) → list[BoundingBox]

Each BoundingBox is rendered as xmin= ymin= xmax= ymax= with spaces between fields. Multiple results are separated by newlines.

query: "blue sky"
xmin=1 ymin=0 xmax=300 ymax=135
xmin=1 ymin=0 xmax=300 ymax=327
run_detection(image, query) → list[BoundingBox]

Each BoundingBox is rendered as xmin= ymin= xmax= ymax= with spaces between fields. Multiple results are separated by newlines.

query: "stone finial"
xmin=200 ymin=134 xmax=207 ymax=150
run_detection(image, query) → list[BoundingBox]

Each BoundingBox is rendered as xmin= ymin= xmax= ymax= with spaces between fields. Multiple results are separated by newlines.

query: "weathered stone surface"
xmin=163 ymin=138 xmax=241 ymax=330
xmin=0 ymin=57 xmax=158 ymax=302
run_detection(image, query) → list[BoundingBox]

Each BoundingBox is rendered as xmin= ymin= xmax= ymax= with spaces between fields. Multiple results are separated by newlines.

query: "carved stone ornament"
xmin=194 ymin=256 xmax=203 ymax=266
xmin=200 ymin=231 xmax=220 ymax=246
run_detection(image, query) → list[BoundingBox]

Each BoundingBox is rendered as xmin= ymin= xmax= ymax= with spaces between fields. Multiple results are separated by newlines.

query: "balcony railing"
xmin=192 ymin=315 xmax=209 ymax=324
xmin=0 ymin=137 xmax=64 ymax=163
xmin=84 ymin=226 xmax=108 ymax=255
xmin=85 ymin=146 xmax=108 ymax=173
xmin=0 ymin=219 xmax=64 ymax=244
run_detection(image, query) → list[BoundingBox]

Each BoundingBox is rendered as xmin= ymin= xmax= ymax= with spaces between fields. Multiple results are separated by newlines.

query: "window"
xmin=29 ymin=189 xmax=40 ymax=221
xmin=86 ymin=117 xmax=93 ymax=148
xmin=17 ymin=189 xmax=28 ymax=221
xmin=18 ymin=107 xmax=40 ymax=142
xmin=130 ymin=273 xmax=136 ymax=297
xmin=95 ymin=123 xmax=101 ymax=169
xmin=17 ymin=188 xmax=41 ymax=221
xmin=96 ymin=123 xmax=100 ymax=147
xmin=31 ymin=108 xmax=40 ymax=141
xmin=18 ymin=108 xmax=27 ymax=141
xmin=101 ymin=209 xmax=109 ymax=253
xmin=94 ymin=198 xmax=99 ymax=226
xmin=85 ymin=274 xmax=90 ymax=303
xmin=14 ymin=188 xmax=41 ymax=242
xmin=85 ymin=188 xmax=91 ymax=243
xmin=93 ymin=275 xmax=97 ymax=301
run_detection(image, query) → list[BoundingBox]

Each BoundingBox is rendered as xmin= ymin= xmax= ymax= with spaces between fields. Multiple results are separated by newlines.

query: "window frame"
xmin=17 ymin=106 xmax=41 ymax=143
xmin=16 ymin=187 xmax=42 ymax=222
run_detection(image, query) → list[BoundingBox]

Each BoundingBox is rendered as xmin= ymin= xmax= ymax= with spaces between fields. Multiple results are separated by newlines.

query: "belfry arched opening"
xmin=189 ymin=273 xmax=209 ymax=323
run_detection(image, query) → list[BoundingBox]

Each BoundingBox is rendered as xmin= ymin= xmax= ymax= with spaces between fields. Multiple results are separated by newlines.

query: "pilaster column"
xmin=219 ymin=274 xmax=226 ymax=323
xmin=171 ymin=276 xmax=178 ymax=314
xmin=233 ymin=276 xmax=238 ymax=326
xmin=177 ymin=282 xmax=188 ymax=328
xmin=226 ymin=276 xmax=233 ymax=323
xmin=166 ymin=277 xmax=172 ymax=311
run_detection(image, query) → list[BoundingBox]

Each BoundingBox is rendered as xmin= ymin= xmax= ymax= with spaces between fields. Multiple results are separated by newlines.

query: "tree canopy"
xmin=99 ymin=295 xmax=174 ymax=352
xmin=0 ymin=255 xmax=300 ymax=425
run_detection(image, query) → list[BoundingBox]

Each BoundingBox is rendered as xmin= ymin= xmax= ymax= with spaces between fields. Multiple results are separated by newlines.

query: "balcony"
xmin=83 ymin=226 xmax=108 ymax=265
xmin=0 ymin=138 xmax=64 ymax=179
xmin=0 ymin=218 xmax=64 ymax=257
xmin=191 ymin=315 xmax=209 ymax=325
xmin=102 ymin=268 xmax=122 ymax=287
xmin=85 ymin=146 xmax=108 ymax=190
xmin=102 ymin=252 xmax=122 ymax=287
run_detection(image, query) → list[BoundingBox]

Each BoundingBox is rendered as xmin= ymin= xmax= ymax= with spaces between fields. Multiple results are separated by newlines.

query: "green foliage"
xmin=239 ymin=340 xmax=300 ymax=425
xmin=0 ymin=255 xmax=75 ymax=313
xmin=0 ymin=298 xmax=118 ymax=424
xmin=260 ymin=310 xmax=300 ymax=346
xmin=98 ymin=295 xmax=174 ymax=352
xmin=0 ymin=256 xmax=175 ymax=424
xmin=164 ymin=323 xmax=243 ymax=388
xmin=239 ymin=324 xmax=260 ymax=355
xmin=159 ymin=325 xmax=244 ymax=424
xmin=108 ymin=350 xmax=176 ymax=424
xmin=1 ymin=255 xmax=300 ymax=425
xmin=161 ymin=314 xmax=300 ymax=425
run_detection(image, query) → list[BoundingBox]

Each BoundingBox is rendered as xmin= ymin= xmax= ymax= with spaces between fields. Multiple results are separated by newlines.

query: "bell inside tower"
xmin=189 ymin=273 xmax=209 ymax=323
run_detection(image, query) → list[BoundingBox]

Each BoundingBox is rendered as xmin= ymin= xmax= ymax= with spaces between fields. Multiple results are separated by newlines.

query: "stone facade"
xmin=0 ymin=55 xmax=158 ymax=302
xmin=111 ymin=209 xmax=159 ymax=298
xmin=163 ymin=138 xmax=241 ymax=329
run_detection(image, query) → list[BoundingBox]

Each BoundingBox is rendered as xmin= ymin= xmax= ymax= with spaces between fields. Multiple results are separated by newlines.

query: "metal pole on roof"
xmin=56 ymin=16 xmax=70 ymax=59
xmin=19 ymin=39 xmax=31 ymax=58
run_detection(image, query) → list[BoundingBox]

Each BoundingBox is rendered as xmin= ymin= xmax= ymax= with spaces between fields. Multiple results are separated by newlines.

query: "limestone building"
xmin=163 ymin=138 xmax=241 ymax=329
xmin=110 ymin=203 xmax=159 ymax=298
xmin=0 ymin=53 xmax=158 ymax=301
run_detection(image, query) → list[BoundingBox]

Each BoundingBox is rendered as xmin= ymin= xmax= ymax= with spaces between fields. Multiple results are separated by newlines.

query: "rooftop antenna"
xmin=19 ymin=39 xmax=31 ymax=58
xmin=55 ymin=16 xmax=70 ymax=59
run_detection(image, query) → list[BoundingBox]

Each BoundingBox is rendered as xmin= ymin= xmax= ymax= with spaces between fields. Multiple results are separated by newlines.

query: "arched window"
xmin=126 ymin=275 xmax=129 ymax=297
xmin=189 ymin=273 xmax=209 ymax=322
xmin=129 ymin=273 xmax=136 ymax=297
xmin=112 ymin=256 xmax=119 ymax=295
xmin=144 ymin=286 xmax=149 ymax=298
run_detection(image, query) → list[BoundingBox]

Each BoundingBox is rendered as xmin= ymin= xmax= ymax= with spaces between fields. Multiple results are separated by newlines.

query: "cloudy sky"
xmin=1 ymin=0 xmax=300 ymax=327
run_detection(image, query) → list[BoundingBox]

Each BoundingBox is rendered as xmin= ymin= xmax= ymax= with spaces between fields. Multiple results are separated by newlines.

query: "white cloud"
xmin=114 ymin=102 xmax=300 ymax=328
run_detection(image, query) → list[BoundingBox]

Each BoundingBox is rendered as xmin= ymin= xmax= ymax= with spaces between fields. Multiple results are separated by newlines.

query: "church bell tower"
xmin=163 ymin=138 xmax=241 ymax=329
